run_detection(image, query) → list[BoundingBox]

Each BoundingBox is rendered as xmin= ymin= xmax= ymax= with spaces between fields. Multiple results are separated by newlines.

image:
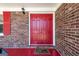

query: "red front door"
xmin=30 ymin=14 xmax=53 ymax=45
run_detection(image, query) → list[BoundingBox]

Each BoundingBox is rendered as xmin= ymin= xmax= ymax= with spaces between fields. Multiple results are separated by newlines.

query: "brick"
xmin=56 ymin=3 xmax=79 ymax=56
xmin=0 ymin=12 xmax=29 ymax=48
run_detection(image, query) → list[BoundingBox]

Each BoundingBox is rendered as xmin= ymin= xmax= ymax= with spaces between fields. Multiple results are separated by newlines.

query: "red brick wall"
xmin=56 ymin=3 xmax=79 ymax=56
xmin=0 ymin=12 xmax=29 ymax=48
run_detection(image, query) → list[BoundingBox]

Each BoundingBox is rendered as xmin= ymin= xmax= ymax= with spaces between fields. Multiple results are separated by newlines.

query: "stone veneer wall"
xmin=56 ymin=3 xmax=79 ymax=56
xmin=0 ymin=12 xmax=29 ymax=48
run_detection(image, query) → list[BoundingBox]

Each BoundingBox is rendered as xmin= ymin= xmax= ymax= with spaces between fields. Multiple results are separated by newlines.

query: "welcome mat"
xmin=35 ymin=47 xmax=50 ymax=54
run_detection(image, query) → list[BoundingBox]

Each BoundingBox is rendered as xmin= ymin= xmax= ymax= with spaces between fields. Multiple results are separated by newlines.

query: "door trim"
xmin=29 ymin=11 xmax=55 ymax=46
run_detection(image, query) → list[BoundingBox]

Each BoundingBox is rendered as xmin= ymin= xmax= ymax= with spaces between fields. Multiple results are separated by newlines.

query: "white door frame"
xmin=29 ymin=11 xmax=55 ymax=46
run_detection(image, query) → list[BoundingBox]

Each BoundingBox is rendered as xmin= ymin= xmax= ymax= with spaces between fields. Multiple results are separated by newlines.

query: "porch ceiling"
xmin=0 ymin=3 xmax=62 ymax=11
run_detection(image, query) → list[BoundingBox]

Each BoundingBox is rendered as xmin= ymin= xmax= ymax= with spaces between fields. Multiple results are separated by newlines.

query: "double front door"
xmin=30 ymin=14 xmax=53 ymax=45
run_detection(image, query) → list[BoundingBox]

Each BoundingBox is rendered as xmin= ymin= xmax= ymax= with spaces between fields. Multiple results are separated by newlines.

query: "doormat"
xmin=35 ymin=47 xmax=50 ymax=54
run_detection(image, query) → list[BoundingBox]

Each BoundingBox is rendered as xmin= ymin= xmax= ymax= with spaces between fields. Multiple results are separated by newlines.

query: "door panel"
xmin=30 ymin=14 xmax=53 ymax=45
